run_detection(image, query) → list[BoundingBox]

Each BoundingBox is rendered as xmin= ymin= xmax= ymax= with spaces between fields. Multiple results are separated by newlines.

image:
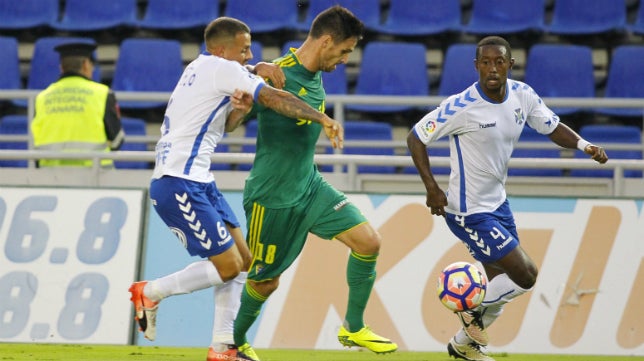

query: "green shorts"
xmin=243 ymin=177 xmax=366 ymax=281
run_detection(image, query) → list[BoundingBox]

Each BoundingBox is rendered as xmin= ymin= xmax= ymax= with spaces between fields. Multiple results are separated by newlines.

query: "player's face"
xmin=475 ymin=45 xmax=514 ymax=99
xmin=319 ymin=36 xmax=358 ymax=72
xmin=222 ymin=32 xmax=253 ymax=66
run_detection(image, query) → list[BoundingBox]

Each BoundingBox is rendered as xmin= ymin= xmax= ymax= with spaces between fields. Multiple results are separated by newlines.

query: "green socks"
xmin=233 ymin=283 xmax=267 ymax=346
xmin=344 ymin=251 xmax=378 ymax=332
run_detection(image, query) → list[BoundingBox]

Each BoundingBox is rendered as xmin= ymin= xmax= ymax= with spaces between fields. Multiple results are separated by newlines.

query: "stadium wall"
xmin=0 ymin=186 xmax=641 ymax=356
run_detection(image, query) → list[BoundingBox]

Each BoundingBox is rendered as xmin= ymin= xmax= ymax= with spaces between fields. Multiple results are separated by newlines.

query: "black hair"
xmin=476 ymin=36 xmax=512 ymax=60
xmin=309 ymin=5 xmax=364 ymax=43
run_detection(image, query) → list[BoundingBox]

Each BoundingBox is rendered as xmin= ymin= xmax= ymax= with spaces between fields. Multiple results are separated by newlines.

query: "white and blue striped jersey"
xmin=412 ymin=80 xmax=559 ymax=215
xmin=152 ymin=53 xmax=265 ymax=182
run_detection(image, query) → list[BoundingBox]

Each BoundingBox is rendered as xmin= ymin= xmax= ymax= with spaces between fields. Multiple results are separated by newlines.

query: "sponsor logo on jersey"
xmin=479 ymin=122 xmax=497 ymax=129
xmin=423 ymin=119 xmax=437 ymax=134
xmin=333 ymin=199 xmax=349 ymax=211
xmin=298 ymin=87 xmax=308 ymax=97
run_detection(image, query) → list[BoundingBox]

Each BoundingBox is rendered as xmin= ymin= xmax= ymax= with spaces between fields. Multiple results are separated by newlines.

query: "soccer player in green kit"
xmin=231 ymin=6 xmax=398 ymax=361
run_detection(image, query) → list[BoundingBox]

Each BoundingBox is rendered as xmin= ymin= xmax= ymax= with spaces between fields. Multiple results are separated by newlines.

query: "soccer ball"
xmin=437 ymin=262 xmax=487 ymax=312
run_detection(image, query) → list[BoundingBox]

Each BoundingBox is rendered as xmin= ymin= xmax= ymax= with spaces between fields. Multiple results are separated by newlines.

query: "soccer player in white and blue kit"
xmin=407 ymin=36 xmax=608 ymax=361
xmin=128 ymin=17 xmax=344 ymax=361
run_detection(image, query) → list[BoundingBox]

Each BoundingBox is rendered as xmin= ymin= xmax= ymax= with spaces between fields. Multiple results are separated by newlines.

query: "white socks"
xmin=144 ymin=260 xmax=224 ymax=302
xmin=455 ymin=273 xmax=530 ymax=344
xmin=211 ymin=272 xmax=247 ymax=345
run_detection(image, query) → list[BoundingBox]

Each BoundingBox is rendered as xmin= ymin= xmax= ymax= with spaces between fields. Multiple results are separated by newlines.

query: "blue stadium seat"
xmin=137 ymin=0 xmax=218 ymax=30
xmin=508 ymin=126 xmax=562 ymax=177
xmin=111 ymin=38 xmax=183 ymax=109
xmin=238 ymin=119 xmax=258 ymax=171
xmin=570 ymin=125 xmax=642 ymax=178
xmin=52 ymin=0 xmax=137 ymax=31
xmin=296 ymin=0 xmax=381 ymax=31
xmin=348 ymin=41 xmax=429 ymax=113
xmin=523 ymin=44 xmax=595 ymax=115
xmin=403 ymin=136 xmax=450 ymax=176
xmin=438 ymin=44 xmax=478 ymax=96
xmin=224 ymin=0 xmax=298 ymax=33
xmin=547 ymin=0 xmax=626 ymax=35
xmin=17 ymin=37 xmax=101 ymax=107
xmin=115 ymin=117 xmax=150 ymax=169
xmin=0 ymin=0 xmax=58 ymax=30
xmin=464 ymin=0 xmax=545 ymax=35
xmin=0 ymin=115 xmax=28 ymax=168
xmin=376 ymin=0 xmax=461 ymax=36
xmin=0 ymin=37 xmax=21 ymax=92
xmin=597 ymin=45 xmax=644 ymax=118
xmin=340 ymin=121 xmax=395 ymax=174
xmin=628 ymin=2 xmax=644 ymax=35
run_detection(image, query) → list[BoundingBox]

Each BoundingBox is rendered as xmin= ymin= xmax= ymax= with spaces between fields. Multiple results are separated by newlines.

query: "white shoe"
xmin=447 ymin=338 xmax=495 ymax=361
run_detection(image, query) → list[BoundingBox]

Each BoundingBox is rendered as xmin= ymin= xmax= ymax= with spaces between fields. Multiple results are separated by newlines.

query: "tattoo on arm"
xmin=258 ymin=87 xmax=324 ymax=124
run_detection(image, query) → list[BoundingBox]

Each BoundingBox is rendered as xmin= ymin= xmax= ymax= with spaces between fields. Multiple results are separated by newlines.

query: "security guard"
xmin=31 ymin=41 xmax=124 ymax=167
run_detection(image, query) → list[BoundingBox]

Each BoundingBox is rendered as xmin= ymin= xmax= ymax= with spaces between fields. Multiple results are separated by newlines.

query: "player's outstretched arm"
xmin=548 ymin=123 xmax=608 ymax=164
xmin=257 ymin=86 xmax=344 ymax=149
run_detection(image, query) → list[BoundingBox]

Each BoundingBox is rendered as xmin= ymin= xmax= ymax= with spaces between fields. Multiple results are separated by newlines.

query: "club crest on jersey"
xmin=514 ymin=108 xmax=525 ymax=125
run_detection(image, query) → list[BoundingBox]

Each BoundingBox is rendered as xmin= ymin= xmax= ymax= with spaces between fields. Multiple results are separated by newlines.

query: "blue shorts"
xmin=149 ymin=176 xmax=239 ymax=258
xmin=445 ymin=199 xmax=519 ymax=263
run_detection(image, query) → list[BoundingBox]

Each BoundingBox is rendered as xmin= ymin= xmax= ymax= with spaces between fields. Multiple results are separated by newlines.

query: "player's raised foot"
xmin=206 ymin=344 xmax=239 ymax=361
xmin=447 ymin=338 xmax=495 ymax=361
xmin=128 ymin=281 xmax=159 ymax=341
xmin=457 ymin=309 xmax=488 ymax=346
xmin=236 ymin=343 xmax=260 ymax=361
xmin=337 ymin=325 xmax=398 ymax=354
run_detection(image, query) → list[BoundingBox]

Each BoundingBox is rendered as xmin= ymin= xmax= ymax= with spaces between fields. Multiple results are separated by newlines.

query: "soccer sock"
xmin=479 ymin=273 xmax=529 ymax=328
xmin=454 ymin=272 xmax=530 ymax=344
xmin=144 ymin=260 xmax=224 ymax=302
xmin=211 ymin=272 xmax=247 ymax=345
xmin=233 ymin=283 xmax=267 ymax=346
xmin=344 ymin=251 xmax=378 ymax=333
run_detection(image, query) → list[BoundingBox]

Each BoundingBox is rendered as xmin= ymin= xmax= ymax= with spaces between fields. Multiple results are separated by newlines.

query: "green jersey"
xmin=244 ymin=50 xmax=327 ymax=208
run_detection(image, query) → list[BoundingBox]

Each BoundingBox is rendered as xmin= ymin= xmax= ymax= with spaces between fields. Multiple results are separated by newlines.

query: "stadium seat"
xmin=16 ymin=37 xmax=101 ymax=107
xmin=547 ymin=0 xmax=626 ymax=35
xmin=438 ymin=44 xmax=478 ymax=96
xmin=596 ymin=45 xmax=644 ymax=117
xmin=375 ymin=0 xmax=461 ymax=36
xmin=111 ymin=38 xmax=183 ymax=109
xmin=570 ymin=125 xmax=642 ymax=178
xmin=115 ymin=117 xmax=150 ymax=169
xmin=52 ymin=0 xmax=137 ymax=31
xmin=348 ymin=41 xmax=429 ymax=113
xmin=137 ymin=0 xmax=218 ymax=30
xmin=224 ymin=0 xmax=298 ymax=33
xmin=296 ymin=0 xmax=381 ymax=31
xmin=0 ymin=0 xmax=58 ymax=30
xmin=0 ymin=37 xmax=21 ymax=92
xmin=403 ymin=136 xmax=451 ymax=176
xmin=508 ymin=126 xmax=562 ymax=177
xmin=464 ymin=0 xmax=545 ymax=35
xmin=0 ymin=115 xmax=29 ymax=168
xmin=628 ymin=2 xmax=644 ymax=35
xmin=340 ymin=121 xmax=396 ymax=174
xmin=523 ymin=44 xmax=595 ymax=115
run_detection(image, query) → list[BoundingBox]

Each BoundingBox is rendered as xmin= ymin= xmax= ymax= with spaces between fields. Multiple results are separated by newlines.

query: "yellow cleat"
xmin=337 ymin=325 xmax=398 ymax=354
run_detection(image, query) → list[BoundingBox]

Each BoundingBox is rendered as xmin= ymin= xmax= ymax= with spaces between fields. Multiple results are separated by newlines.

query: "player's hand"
xmin=322 ymin=117 xmax=344 ymax=149
xmin=231 ymin=89 xmax=253 ymax=114
xmin=426 ymin=186 xmax=448 ymax=217
xmin=584 ymin=144 xmax=608 ymax=164
xmin=254 ymin=62 xmax=286 ymax=89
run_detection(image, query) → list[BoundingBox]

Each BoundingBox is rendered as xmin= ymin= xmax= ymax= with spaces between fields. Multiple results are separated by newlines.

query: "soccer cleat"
xmin=128 ymin=281 xmax=160 ymax=341
xmin=457 ymin=309 xmax=489 ymax=346
xmin=236 ymin=343 xmax=260 ymax=361
xmin=337 ymin=325 xmax=398 ymax=354
xmin=206 ymin=344 xmax=239 ymax=361
xmin=448 ymin=338 xmax=495 ymax=361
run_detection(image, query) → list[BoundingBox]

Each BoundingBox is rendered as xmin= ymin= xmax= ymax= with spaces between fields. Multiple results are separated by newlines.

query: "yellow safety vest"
xmin=32 ymin=75 xmax=113 ymax=167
